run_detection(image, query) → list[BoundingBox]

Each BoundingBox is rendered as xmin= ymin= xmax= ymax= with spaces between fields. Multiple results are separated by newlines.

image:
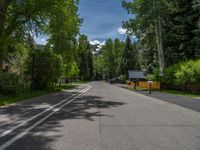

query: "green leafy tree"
xmin=122 ymin=0 xmax=171 ymax=75
xmin=163 ymin=0 xmax=200 ymax=65
xmin=93 ymin=55 xmax=106 ymax=80
xmin=122 ymin=0 xmax=200 ymax=71
xmin=26 ymin=49 xmax=63 ymax=89
xmin=87 ymin=50 xmax=94 ymax=80
xmin=113 ymin=38 xmax=124 ymax=76
xmin=121 ymin=35 xmax=140 ymax=77
xmin=101 ymin=39 xmax=115 ymax=78
xmin=77 ymin=34 xmax=94 ymax=80
xmin=64 ymin=61 xmax=79 ymax=79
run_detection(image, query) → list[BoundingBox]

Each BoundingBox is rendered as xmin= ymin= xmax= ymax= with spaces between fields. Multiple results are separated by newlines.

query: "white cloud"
xmin=90 ymin=40 xmax=105 ymax=49
xmin=90 ymin=40 xmax=100 ymax=45
xmin=118 ymin=27 xmax=127 ymax=35
xmin=89 ymin=40 xmax=105 ymax=46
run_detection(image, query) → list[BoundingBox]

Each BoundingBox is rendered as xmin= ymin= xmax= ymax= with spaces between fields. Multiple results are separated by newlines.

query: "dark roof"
xmin=128 ymin=70 xmax=146 ymax=79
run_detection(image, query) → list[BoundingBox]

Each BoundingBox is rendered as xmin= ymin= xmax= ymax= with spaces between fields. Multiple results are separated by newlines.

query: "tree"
xmin=0 ymin=0 xmax=53 ymax=68
xmin=122 ymin=0 xmax=169 ymax=75
xmin=113 ymin=38 xmax=124 ymax=76
xmin=64 ymin=61 xmax=79 ymax=79
xmin=101 ymin=39 xmax=115 ymax=78
xmin=87 ymin=50 xmax=94 ymax=80
xmin=123 ymin=0 xmax=200 ymax=75
xmin=121 ymin=35 xmax=140 ymax=77
xmin=26 ymin=49 xmax=63 ymax=89
xmin=77 ymin=34 xmax=94 ymax=80
xmin=0 ymin=0 xmax=81 ymax=75
xmin=0 ymin=0 xmax=81 ymax=90
xmin=93 ymin=55 xmax=106 ymax=80
xmin=163 ymin=0 xmax=200 ymax=65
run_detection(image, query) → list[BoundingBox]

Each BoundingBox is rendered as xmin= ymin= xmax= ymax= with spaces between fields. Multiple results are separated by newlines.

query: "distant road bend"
xmin=0 ymin=82 xmax=199 ymax=150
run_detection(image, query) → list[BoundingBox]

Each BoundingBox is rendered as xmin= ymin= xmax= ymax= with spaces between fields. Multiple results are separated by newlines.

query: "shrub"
xmin=26 ymin=49 xmax=63 ymax=89
xmin=175 ymin=60 xmax=200 ymax=85
xmin=161 ymin=64 xmax=180 ymax=84
xmin=0 ymin=71 xmax=24 ymax=96
xmin=126 ymin=80 xmax=131 ymax=85
xmin=146 ymin=74 xmax=157 ymax=81
xmin=119 ymin=75 xmax=126 ymax=82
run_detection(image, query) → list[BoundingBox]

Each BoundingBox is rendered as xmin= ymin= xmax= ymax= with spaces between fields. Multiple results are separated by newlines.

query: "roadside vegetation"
xmin=147 ymin=60 xmax=200 ymax=92
xmin=93 ymin=36 xmax=140 ymax=80
xmin=96 ymin=0 xmax=200 ymax=97
xmin=156 ymin=90 xmax=200 ymax=99
xmin=127 ymin=86 xmax=200 ymax=99
xmin=0 ymin=1 xmax=93 ymax=105
xmin=0 ymin=0 xmax=200 ymax=104
xmin=0 ymin=84 xmax=78 ymax=106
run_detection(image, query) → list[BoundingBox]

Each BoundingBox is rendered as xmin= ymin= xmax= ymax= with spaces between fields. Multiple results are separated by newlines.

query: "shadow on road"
xmin=0 ymin=90 xmax=78 ymax=131
xmin=5 ymin=94 xmax=126 ymax=150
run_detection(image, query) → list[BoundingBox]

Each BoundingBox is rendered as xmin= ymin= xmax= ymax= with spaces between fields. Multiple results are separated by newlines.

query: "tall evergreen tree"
xmin=77 ymin=34 xmax=94 ymax=80
xmin=87 ymin=50 xmax=94 ymax=80
xmin=101 ymin=39 xmax=115 ymax=78
xmin=164 ymin=0 xmax=200 ymax=65
xmin=121 ymin=35 xmax=140 ymax=77
xmin=113 ymin=38 xmax=124 ymax=76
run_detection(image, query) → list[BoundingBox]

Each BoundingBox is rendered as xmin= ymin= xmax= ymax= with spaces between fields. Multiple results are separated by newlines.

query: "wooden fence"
xmin=130 ymin=81 xmax=160 ymax=90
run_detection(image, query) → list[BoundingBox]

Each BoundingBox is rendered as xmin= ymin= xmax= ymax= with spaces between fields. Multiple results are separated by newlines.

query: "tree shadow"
xmin=1 ymin=94 xmax=126 ymax=150
xmin=0 ymin=90 xmax=77 ymax=131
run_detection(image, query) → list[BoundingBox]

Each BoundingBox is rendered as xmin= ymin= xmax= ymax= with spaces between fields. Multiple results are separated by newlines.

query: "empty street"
xmin=0 ymin=82 xmax=199 ymax=150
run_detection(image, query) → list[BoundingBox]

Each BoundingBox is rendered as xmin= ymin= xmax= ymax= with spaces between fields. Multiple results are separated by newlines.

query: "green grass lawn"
xmin=154 ymin=89 xmax=200 ymax=99
xmin=126 ymin=85 xmax=200 ymax=99
xmin=0 ymin=84 xmax=78 ymax=106
xmin=71 ymin=80 xmax=88 ymax=84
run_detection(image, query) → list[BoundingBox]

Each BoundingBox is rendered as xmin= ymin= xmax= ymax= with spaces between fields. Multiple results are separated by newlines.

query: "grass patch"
xmin=126 ymin=86 xmax=200 ymax=99
xmin=0 ymin=84 xmax=78 ymax=106
xmin=56 ymin=84 xmax=78 ymax=90
xmin=71 ymin=80 xmax=88 ymax=84
xmin=154 ymin=89 xmax=200 ymax=98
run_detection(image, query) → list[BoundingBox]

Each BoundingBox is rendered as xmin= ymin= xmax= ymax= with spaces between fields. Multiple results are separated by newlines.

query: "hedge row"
xmin=149 ymin=59 xmax=200 ymax=87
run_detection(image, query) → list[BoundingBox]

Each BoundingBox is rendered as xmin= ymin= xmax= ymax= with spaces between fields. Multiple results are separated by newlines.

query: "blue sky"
xmin=79 ymin=0 xmax=131 ymax=44
xmin=35 ymin=0 xmax=132 ymax=45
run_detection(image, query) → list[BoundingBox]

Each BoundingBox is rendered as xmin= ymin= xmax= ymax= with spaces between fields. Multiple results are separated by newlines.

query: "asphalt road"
xmin=0 ymin=82 xmax=200 ymax=150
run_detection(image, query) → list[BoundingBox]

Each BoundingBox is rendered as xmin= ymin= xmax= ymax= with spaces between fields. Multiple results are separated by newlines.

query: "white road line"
xmin=0 ymin=85 xmax=91 ymax=138
xmin=0 ymin=85 xmax=91 ymax=150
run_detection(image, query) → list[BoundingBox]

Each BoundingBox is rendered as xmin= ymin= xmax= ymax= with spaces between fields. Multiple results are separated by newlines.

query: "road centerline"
xmin=0 ymin=85 xmax=92 ymax=150
xmin=0 ymin=85 xmax=90 ymax=138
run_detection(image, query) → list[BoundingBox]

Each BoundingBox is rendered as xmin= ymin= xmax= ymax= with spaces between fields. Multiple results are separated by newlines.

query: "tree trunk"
xmin=153 ymin=0 xmax=165 ymax=76
xmin=155 ymin=18 xmax=165 ymax=76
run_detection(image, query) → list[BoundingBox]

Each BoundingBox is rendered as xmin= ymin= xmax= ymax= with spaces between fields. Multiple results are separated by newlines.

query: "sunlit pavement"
xmin=0 ymin=82 xmax=200 ymax=150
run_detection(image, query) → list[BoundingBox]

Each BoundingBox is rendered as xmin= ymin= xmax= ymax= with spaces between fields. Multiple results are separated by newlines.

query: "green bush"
xmin=119 ymin=75 xmax=126 ymax=82
xmin=0 ymin=71 xmax=24 ymax=96
xmin=146 ymin=74 xmax=157 ymax=81
xmin=175 ymin=60 xmax=200 ymax=85
xmin=151 ymin=59 xmax=200 ymax=86
xmin=26 ymin=49 xmax=63 ymax=89
xmin=161 ymin=64 xmax=180 ymax=84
